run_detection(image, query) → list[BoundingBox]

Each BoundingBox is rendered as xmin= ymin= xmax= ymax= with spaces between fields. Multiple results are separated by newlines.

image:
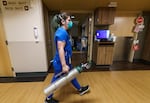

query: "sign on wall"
xmin=136 ymin=16 xmax=144 ymax=24
xmin=1 ymin=0 xmax=31 ymax=11
xmin=133 ymin=15 xmax=145 ymax=33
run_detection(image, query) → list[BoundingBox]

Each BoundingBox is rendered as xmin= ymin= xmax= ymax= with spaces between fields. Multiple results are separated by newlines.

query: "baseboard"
xmin=133 ymin=59 xmax=143 ymax=63
xmin=0 ymin=72 xmax=48 ymax=83
xmin=16 ymin=72 xmax=48 ymax=77
xmin=133 ymin=59 xmax=150 ymax=64
xmin=141 ymin=59 xmax=150 ymax=64
xmin=95 ymin=65 xmax=110 ymax=71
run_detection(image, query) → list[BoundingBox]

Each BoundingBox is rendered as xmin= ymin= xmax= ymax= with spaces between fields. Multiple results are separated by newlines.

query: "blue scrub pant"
xmin=48 ymin=60 xmax=81 ymax=98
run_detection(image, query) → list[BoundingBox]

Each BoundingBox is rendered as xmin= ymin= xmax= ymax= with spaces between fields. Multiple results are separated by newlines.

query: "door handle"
xmin=33 ymin=27 xmax=39 ymax=43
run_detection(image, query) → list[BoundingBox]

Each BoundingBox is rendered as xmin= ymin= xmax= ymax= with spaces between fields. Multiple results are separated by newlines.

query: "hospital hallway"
xmin=0 ymin=70 xmax=150 ymax=103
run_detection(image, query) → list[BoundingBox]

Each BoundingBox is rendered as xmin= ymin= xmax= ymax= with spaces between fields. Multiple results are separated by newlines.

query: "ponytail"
xmin=51 ymin=15 xmax=60 ymax=31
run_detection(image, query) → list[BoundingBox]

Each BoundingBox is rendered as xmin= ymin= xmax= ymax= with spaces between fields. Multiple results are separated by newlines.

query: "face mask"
xmin=68 ymin=21 xmax=73 ymax=29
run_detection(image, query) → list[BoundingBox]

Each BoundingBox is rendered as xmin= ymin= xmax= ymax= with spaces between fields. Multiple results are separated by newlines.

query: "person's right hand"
xmin=62 ymin=65 xmax=69 ymax=73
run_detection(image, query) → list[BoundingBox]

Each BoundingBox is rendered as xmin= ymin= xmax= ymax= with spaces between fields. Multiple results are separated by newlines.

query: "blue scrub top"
xmin=53 ymin=27 xmax=72 ymax=65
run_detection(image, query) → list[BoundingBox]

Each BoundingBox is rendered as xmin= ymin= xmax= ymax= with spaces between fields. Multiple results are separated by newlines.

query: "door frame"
xmin=0 ymin=13 xmax=14 ymax=77
xmin=60 ymin=10 xmax=94 ymax=62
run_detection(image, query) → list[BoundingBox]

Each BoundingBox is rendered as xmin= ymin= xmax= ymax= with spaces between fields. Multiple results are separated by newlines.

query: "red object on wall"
xmin=136 ymin=16 xmax=144 ymax=24
xmin=133 ymin=44 xmax=139 ymax=51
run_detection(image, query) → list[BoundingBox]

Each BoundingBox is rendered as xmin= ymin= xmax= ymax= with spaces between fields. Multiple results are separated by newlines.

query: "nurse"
xmin=45 ymin=12 xmax=90 ymax=103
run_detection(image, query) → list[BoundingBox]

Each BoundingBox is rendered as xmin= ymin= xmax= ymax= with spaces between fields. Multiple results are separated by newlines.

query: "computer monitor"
xmin=96 ymin=30 xmax=110 ymax=41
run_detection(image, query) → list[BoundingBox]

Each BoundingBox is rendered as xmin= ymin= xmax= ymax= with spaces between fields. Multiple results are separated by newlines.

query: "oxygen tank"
xmin=44 ymin=62 xmax=91 ymax=96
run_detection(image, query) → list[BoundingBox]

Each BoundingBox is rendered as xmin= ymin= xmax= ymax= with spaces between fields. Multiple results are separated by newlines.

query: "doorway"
xmin=46 ymin=11 xmax=94 ymax=72
xmin=59 ymin=11 xmax=94 ymax=66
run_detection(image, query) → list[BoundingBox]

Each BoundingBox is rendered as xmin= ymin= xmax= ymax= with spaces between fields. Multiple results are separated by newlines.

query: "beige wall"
xmin=0 ymin=0 xmax=47 ymax=73
xmin=109 ymin=11 xmax=141 ymax=37
xmin=1 ymin=0 xmax=45 ymax=42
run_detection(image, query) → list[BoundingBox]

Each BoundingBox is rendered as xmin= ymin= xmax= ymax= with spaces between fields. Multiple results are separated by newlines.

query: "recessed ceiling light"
xmin=108 ymin=2 xmax=117 ymax=7
xmin=71 ymin=15 xmax=75 ymax=19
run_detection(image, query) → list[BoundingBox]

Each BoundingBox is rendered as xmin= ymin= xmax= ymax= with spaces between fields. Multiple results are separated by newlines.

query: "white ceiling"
xmin=43 ymin=0 xmax=150 ymax=11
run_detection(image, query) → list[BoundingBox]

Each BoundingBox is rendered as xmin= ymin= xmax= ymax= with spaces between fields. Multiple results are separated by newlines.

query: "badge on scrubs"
xmin=69 ymin=57 xmax=71 ymax=64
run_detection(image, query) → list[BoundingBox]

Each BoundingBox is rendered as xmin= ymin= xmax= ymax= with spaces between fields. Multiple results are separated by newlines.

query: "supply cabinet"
xmin=93 ymin=42 xmax=115 ymax=65
xmin=94 ymin=7 xmax=116 ymax=25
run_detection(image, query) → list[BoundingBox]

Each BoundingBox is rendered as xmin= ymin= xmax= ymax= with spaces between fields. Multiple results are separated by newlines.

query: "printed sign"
xmin=136 ymin=16 xmax=144 ymax=24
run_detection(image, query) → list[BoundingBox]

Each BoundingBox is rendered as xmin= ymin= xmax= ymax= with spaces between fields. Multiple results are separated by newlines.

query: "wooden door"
xmin=101 ymin=7 xmax=110 ymax=24
xmin=105 ymin=46 xmax=114 ymax=65
xmin=94 ymin=7 xmax=115 ymax=25
xmin=96 ymin=46 xmax=105 ymax=65
xmin=0 ymin=14 xmax=13 ymax=77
